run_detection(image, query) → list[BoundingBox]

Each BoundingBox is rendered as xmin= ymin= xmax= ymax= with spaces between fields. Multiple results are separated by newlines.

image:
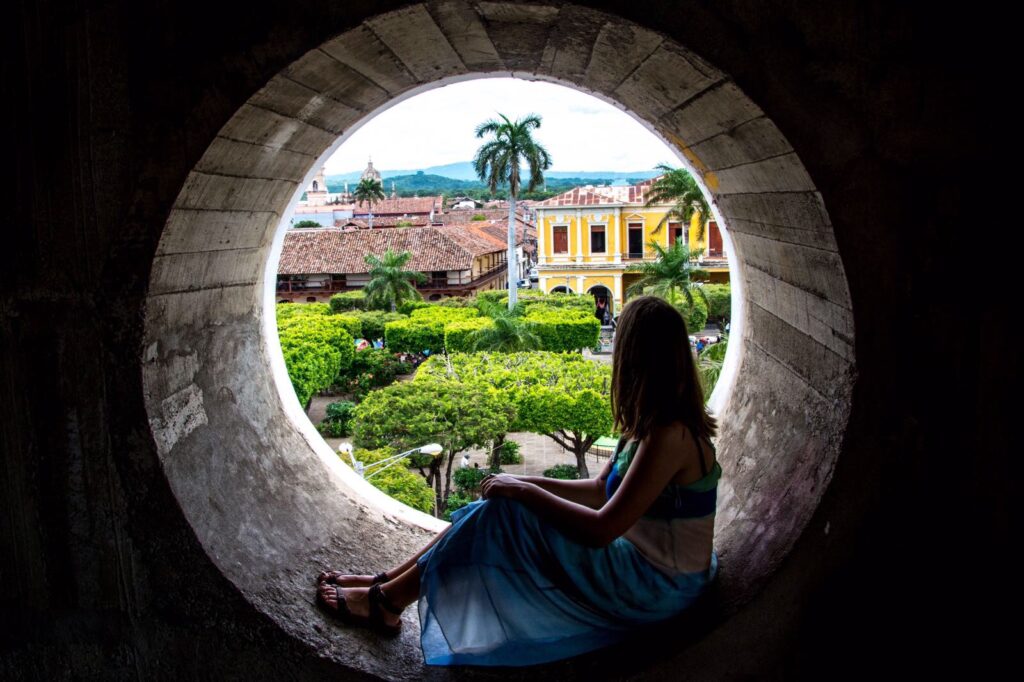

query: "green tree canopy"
xmin=473 ymin=113 xmax=552 ymax=310
xmin=351 ymin=377 xmax=514 ymax=516
xmin=416 ymin=352 xmax=612 ymax=478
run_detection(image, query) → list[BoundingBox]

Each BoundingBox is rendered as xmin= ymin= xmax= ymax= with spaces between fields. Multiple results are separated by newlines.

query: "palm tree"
xmin=363 ymin=249 xmax=427 ymax=312
xmin=644 ymin=164 xmax=712 ymax=257
xmin=473 ymin=113 xmax=552 ymax=310
xmin=697 ymin=334 xmax=728 ymax=398
xmin=354 ymin=177 xmax=386 ymax=229
xmin=469 ymin=300 xmax=542 ymax=352
xmin=625 ymin=238 xmax=709 ymax=307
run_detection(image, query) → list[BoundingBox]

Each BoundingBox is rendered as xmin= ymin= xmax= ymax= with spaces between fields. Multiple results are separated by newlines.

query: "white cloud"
xmin=323 ymin=77 xmax=679 ymax=174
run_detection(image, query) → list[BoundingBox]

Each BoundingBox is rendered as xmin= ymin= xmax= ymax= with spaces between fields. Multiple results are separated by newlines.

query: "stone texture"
xmin=366 ymin=4 xmax=466 ymax=82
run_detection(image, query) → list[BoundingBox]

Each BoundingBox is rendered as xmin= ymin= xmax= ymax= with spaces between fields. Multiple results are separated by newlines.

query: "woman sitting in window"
xmin=314 ymin=295 xmax=722 ymax=666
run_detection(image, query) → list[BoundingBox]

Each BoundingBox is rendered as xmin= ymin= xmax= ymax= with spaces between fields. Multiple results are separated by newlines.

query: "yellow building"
xmin=533 ymin=179 xmax=729 ymax=316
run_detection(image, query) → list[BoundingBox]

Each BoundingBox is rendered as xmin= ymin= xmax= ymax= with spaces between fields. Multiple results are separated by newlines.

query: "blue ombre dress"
xmin=415 ymin=436 xmax=721 ymax=667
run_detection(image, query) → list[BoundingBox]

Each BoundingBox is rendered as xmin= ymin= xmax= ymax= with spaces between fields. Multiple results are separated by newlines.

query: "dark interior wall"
xmin=1 ymin=1 xmax=1009 ymax=679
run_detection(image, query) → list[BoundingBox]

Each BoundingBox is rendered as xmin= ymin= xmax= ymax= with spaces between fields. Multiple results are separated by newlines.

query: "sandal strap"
xmin=368 ymin=583 xmax=403 ymax=616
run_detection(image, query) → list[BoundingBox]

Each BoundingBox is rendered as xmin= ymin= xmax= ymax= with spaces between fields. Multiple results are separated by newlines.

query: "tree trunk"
xmin=433 ymin=462 xmax=443 ymax=518
xmin=442 ymin=450 xmax=457 ymax=512
xmin=507 ymin=194 xmax=518 ymax=309
xmin=574 ymin=447 xmax=590 ymax=479
xmin=490 ymin=435 xmax=505 ymax=470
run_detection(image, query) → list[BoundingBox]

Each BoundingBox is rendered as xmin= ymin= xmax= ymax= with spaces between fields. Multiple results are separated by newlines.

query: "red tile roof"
xmin=277 ymin=226 xmax=506 ymax=275
xmin=352 ymin=195 xmax=441 ymax=216
xmin=337 ymin=215 xmax=431 ymax=228
xmin=535 ymin=177 xmax=662 ymax=207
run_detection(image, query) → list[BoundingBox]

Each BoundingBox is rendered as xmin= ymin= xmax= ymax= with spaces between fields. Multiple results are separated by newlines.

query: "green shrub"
xmin=329 ymin=290 xmax=367 ymax=312
xmin=384 ymin=318 xmax=445 ymax=354
xmin=444 ymin=317 xmax=493 ymax=353
xmin=350 ymin=447 xmax=435 ymax=514
xmin=351 ymin=311 xmax=406 ymax=340
xmin=443 ymin=491 xmax=474 ymax=521
xmin=396 ymin=300 xmax=431 ymax=315
xmin=497 ymin=440 xmax=522 ymax=465
xmin=293 ymin=220 xmax=322 ymax=227
xmin=277 ymin=312 xmax=355 ymax=404
xmin=276 ymin=302 xmax=331 ymax=320
xmin=523 ymin=305 xmax=601 ymax=352
xmin=319 ymin=401 xmax=356 ymax=437
xmin=410 ymin=306 xmax=480 ymax=323
xmin=471 ymin=213 xmax=487 ymax=221
xmin=543 ymin=464 xmax=581 ymax=480
xmin=452 ymin=466 xmax=488 ymax=493
xmin=674 ymin=293 xmax=709 ymax=335
xmin=335 ymin=348 xmax=412 ymax=400
xmin=701 ymin=284 xmax=731 ymax=323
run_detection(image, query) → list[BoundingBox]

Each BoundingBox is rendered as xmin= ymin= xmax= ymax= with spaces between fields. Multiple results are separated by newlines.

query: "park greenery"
xmin=349 ymin=447 xmax=435 ymax=514
xmin=276 ymin=282 xmax=728 ymax=517
xmin=352 ymin=378 xmax=514 ymax=516
xmin=415 ymin=351 xmax=612 ymax=478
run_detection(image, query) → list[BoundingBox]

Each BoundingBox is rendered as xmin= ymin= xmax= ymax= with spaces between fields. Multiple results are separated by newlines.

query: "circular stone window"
xmin=142 ymin=2 xmax=854 ymax=676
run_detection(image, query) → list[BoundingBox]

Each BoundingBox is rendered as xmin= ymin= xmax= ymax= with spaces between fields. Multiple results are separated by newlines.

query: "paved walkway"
xmin=321 ymin=430 xmax=606 ymax=479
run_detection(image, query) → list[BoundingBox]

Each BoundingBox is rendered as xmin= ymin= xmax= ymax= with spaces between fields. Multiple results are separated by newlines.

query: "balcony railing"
xmin=423 ymin=262 xmax=507 ymax=290
xmin=277 ymin=262 xmax=509 ymax=295
xmin=276 ymin=279 xmax=348 ymax=293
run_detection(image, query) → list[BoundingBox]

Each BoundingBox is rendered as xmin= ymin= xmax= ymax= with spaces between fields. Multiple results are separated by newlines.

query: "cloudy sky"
xmin=323 ymin=77 xmax=680 ymax=174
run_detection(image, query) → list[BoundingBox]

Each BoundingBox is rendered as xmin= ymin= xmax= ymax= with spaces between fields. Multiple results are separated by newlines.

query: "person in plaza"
xmin=314 ymin=294 xmax=722 ymax=666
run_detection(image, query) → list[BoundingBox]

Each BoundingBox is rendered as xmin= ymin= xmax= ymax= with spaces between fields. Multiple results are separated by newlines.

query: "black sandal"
xmin=315 ymin=583 xmax=403 ymax=638
xmin=316 ymin=570 xmax=389 ymax=587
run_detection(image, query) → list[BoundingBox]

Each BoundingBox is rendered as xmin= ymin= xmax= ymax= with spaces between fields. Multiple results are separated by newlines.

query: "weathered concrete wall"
xmin=1 ymin=0 xmax=1008 ymax=679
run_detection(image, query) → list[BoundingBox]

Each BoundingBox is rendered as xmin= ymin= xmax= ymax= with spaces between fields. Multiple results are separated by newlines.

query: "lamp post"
xmin=339 ymin=442 xmax=444 ymax=479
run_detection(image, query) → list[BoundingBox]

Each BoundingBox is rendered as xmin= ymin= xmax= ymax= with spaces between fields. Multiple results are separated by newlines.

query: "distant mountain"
xmin=326 ymin=161 xmax=661 ymax=186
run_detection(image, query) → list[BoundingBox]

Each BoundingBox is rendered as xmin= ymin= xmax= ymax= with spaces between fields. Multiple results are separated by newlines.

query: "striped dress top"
xmin=604 ymin=432 xmax=721 ymax=575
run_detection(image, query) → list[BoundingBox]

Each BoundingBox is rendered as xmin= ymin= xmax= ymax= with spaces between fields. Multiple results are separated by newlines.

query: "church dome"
xmin=361 ymin=158 xmax=382 ymax=183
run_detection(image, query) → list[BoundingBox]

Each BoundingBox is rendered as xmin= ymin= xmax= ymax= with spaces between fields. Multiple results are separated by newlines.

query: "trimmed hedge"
xmin=522 ymin=305 xmax=600 ymax=352
xmin=444 ymin=317 xmax=493 ymax=353
xmin=384 ymin=318 xmax=445 ymax=354
xmin=329 ymin=290 xmax=367 ymax=312
xmin=350 ymin=310 xmax=407 ymax=340
xmin=397 ymin=300 xmax=431 ymax=315
xmin=475 ymin=289 xmax=594 ymax=314
xmin=410 ymin=306 xmax=480 ymax=323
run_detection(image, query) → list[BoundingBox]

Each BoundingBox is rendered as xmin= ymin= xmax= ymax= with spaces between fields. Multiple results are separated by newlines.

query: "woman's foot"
xmin=316 ymin=570 xmax=388 ymax=587
xmin=316 ymin=582 xmax=403 ymax=632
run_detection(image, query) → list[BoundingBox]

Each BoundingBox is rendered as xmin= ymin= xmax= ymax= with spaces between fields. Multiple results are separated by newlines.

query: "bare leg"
xmin=316 ymin=528 xmax=444 ymax=626
xmin=317 ymin=525 xmax=449 ymax=587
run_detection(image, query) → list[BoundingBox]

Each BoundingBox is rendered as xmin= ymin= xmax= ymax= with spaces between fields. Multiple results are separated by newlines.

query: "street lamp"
xmin=339 ymin=442 xmax=444 ymax=479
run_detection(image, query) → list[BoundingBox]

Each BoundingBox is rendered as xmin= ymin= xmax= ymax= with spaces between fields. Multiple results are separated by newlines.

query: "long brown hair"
xmin=611 ymin=295 xmax=717 ymax=444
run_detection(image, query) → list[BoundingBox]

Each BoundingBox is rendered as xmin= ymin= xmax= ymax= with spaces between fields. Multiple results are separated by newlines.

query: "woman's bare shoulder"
xmin=647 ymin=421 xmax=705 ymax=482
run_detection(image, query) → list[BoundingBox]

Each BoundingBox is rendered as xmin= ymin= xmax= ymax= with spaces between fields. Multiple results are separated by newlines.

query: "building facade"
xmin=534 ymin=179 xmax=729 ymax=315
xmin=275 ymin=225 xmax=515 ymax=303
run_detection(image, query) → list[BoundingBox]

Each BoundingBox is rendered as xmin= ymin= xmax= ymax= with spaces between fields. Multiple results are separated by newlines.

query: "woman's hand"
xmin=480 ymin=473 xmax=533 ymax=502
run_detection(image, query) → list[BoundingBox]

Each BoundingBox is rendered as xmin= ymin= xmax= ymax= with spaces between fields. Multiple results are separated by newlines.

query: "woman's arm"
xmin=509 ymin=458 xmax=613 ymax=509
xmin=482 ymin=425 xmax=685 ymax=547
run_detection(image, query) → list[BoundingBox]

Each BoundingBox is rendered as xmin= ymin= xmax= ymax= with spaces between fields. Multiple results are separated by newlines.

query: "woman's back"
xmin=604 ymin=431 xmax=720 ymax=575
